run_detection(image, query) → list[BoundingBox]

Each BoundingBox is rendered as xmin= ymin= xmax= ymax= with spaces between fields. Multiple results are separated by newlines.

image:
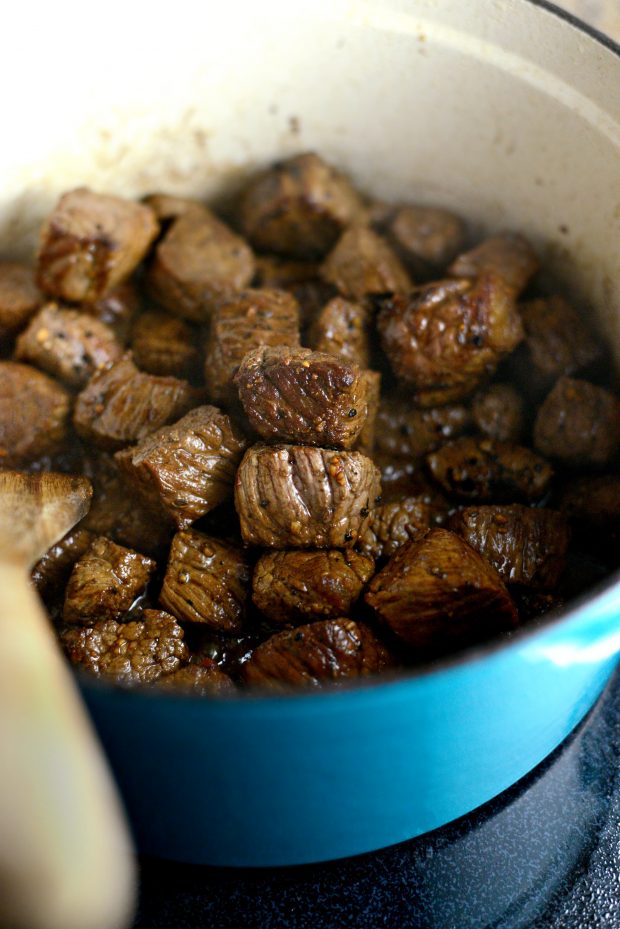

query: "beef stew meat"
xmin=0 ymin=361 xmax=70 ymax=466
xmin=471 ymin=383 xmax=525 ymax=443
xmin=130 ymin=310 xmax=199 ymax=379
xmin=234 ymin=345 xmax=369 ymax=449
xmin=355 ymin=369 xmax=381 ymax=455
xmin=383 ymin=205 xmax=466 ymax=279
xmin=320 ymin=224 xmax=412 ymax=301
xmin=32 ymin=527 xmax=95 ymax=605
xmin=375 ymin=395 xmax=472 ymax=461
xmin=142 ymin=193 xmax=205 ymax=224
xmin=448 ymin=233 xmax=540 ymax=295
xmin=156 ymin=662 xmax=236 ymax=695
xmin=356 ymin=496 xmax=436 ymax=562
xmin=0 ymin=261 xmax=41 ymax=342
xmin=519 ymin=296 xmax=601 ymax=392
xmin=309 ymin=296 xmax=370 ymax=368
xmin=83 ymin=282 xmax=141 ymax=344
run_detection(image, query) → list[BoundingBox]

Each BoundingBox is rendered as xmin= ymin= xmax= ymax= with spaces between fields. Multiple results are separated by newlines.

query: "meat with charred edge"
xmin=519 ymin=296 xmax=601 ymax=391
xmin=375 ymin=395 xmax=472 ymax=460
xmin=383 ymin=205 xmax=466 ymax=278
xmin=130 ymin=310 xmax=199 ymax=378
xmin=309 ymin=296 xmax=370 ymax=368
xmin=365 ymin=528 xmax=519 ymax=651
xmin=0 ymin=261 xmax=41 ymax=341
xmin=241 ymin=618 xmax=394 ymax=689
xmin=234 ymin=444 xmax=381 ymax=549
xmin=320 ymin=224 xmax=412 ymax=301
xmin=234 ymin=345 xmax=369 ymax=449
xmin=0 ymin=361 xmax=70 ymax=466
xmin=356 ymin=496 xmax=435 ymax=561
xmin=471 ymin=383 xmax=524 ymax=443
xmin=159 ymin=529 xmax=251 ymax=634
xmin=426 ymin=435 xmax=553 ymax=502
xmin=448 ymin=233 xmax=539 ymax=295
xmin=115 ymin=405 xmax=247 ymax=529
xmin=252 ymin=549 xmax=375 ymax=625
xmin=448 ymin=504 xmax=570 ymax=589
xmin=37 ymin=188 xmax=158 ymax=303
xmin=32 ymin=527 xmax=95 ymax=603
xmin=156 ymin=663 xmax=236 ymax=695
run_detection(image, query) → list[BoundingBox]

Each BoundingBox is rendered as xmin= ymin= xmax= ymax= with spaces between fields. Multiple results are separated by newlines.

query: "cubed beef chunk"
xmin=235 ymin=444 xmax=381 ymax=548
xmin=355 ymin=370 xmax=381 ymax=455
xmin=32 ymin=527 xmax=95 ymax=603
xmin=115 ymin=405 xmax=247 ymax=528
xmin=204 ymin=289 xmax=300 ymax=404
xmin=560 ymin=475 xmax=620 ymax=530
xmin=159 ymin=529 xmax=251 ymax=634
xmin=15 ymin=303 xmax=122 ymax=388
xmin=0 ymin=361 xmax=70 ymax=466
xmin=448 ymin=504 xmax=570 ymax=588
xmin=130 ymin=310 xmax=199 ymax=378
xmin=385 ymin=205 xmax=466 ymax=277
xmin=471 ymin=383 xmax=525 ymax=443
xmin=63 ymin=536 xmax=156 ymax=624
xmin=156 ymin=662 xmax=235 ymax=695
xmin=320 ymin=225 xmax=412 ymax=301
xmin=37 ymin=188 xmax=158 ymax=303
xmin=252 ymin=549 xmax=374 ymax=625
xmin=73 ymin=353 xmax=200 ymax=450
xmin=253 ymin=254 xmax=320 ymax=289
xmin=375 ymin=395 xmax=472 ymax=460
xmin=0 ymin=261 xmax=41 ymax=340
xmin=146 ymin=206 xmax=255 ymax=321
xmin=365 ymin=528 xmax=518 ymax=651
xmin=378 ymin=274 xmax=523 ymax=406
xmin=239 ymin=152 xmax=365 ymax=259
xmin=519 ymin=296 xmax=601 ymax=390
xmin=142 ymin=193 xmax=204 ymax=223
xmin=234 ymin=345 xmax=369 ymax=449
xmin=356 ymin=496 xmax=435 ymax=561
xmin=60 ymin=610 xmax=188 ymax=683
xmin=448 ymin=233 xmax=539 ymax=295
xmin=309 ymin=296 xmax=370 ymax=368
xmin=83 ymin=281 xmax=141 ymax=343
xmin=533 ymin=376 xmax=620 ymax=468
xmin=427 ymin=436 xmax=553 ymax=502
xmin=241 ymin=618 xmax=393 ymax=689
xmin=374 ymin=451 xmax=447 ymax=506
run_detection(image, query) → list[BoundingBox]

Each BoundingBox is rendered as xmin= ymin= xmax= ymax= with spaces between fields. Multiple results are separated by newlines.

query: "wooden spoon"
xmin=0 ymin=471 xmax=135 ymax=929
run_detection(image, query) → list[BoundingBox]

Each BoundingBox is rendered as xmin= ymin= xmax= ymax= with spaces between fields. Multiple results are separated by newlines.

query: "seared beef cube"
xmin=560 ymin=475 xmax=620 ymax=530
xmin=63 ymin=536 xmax=156 ymax=624
xmin=519 ymin=296 xmax=601 ymax=391
xmin=15 ymin=303 xmax=121 ymax=388
xmin=293 ymin=281 xmax=338 ymax=331
xmin=448 ymin=504 xmax=570 ymax=588
xmin=375 ymin=396 xmax=472 ymax=460
xmin=115 ymin=405 xmax=247 ymax=528
xmin=235 ymin=444 xmax=381 ymax=548
xmin=159 ymin=529 xmax=251 ymax=633
xmin=373 ymin=452 xmax=436 ymax=503
xmin=427 ymin=436 xmax=553 ymax=502
xmin=74 ymin=353 xmax=200 ymax=450
xmin=234 ymin=346 xmax=369 ymax=449
xmin=365 ymin=528 xmax=518 ymax=650
xmin=84 ymin=281 xmax=141 ymax=343
xmin=156 ymin=662 xmax=235 ymax=695
xmin=60 ymin=610 xmax=188 ymax=683
xmin=472 ymin=383 xmax=524 ymax=443
xmin=130 ymin=310 xmax=199 ymax=378
xmin=356 ymin=496 xmax=435 ymax=561
xmin=147 ymin=207 xmax=255 ymax=322
xmin=309 ymin=296 xmax=370 ymax=368
xmin=355 ymin=370 xmax=381 ymax=455
xmin=448 ymin=233 xmax=539 ymax=294
xmin=239 ymin=152 xmax=365 ymax=259
xmin=252 ymin=550 xmax=375 ymax=625
xmin=0 ymin=261 xmax=41 ymax=340
xmin=254 ymin=254 xmax=320 ymax=289
xmin=204 ymin=289 xmax=300 ymax=405
xmin=37 ymin=188 xmax=158 ymax=303
xmin=320 ymin=225 xmax=412 ymax=301
xmin=32 ymin=527 xmax=95 ymax=603
xmin=534 ymin=377 xmax=620 ymax=468
xmin=385 ymin=205 xmax=466 ymax=277
xmin=0 ymin=361 xmax=70 ymax=466
xmin=378 ymin=274 xmax=523 ymax=406
xmin=241 ymin=618 xmax=393 ymax=689
xmin=142 ymin=193 xmax=204 ymax=223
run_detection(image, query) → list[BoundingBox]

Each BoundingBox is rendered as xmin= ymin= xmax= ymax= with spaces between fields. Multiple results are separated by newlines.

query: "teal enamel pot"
xmin=5 ymin=0 xmax=620 ymax=866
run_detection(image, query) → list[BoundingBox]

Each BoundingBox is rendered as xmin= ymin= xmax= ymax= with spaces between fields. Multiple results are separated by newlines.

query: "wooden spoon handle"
xmin=0 ymin=561 xmax=135 ymax=929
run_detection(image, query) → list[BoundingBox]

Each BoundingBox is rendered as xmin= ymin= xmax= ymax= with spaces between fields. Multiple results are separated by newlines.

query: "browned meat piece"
xmin=130 ymin=310 xmax=199 ymax=378
xmin=235 ymin=444 xmax=381 ymax=548
xmin=533 ymin=377 xmax=620 ymax=468
xmin=239 ymin=152 xmax=365 ymax=259
xmin=241 ymin=618 xmax=393 ymax=689
xmin=293 ymin=281 xmax=338 ymax=331
xmin=519 ymin=296 xmax=601 ymax=391
xmin=234 ymin=346 xmax=369 ymax=449
xmin=73 ymin=353 xmax=200 ymax=450
xmin=63 ymin=536 xmax=156 ymax=624
xmin=309 ymin=296 xmax=370 ymax=368
xmin=355 ymin=370 xmax=381 ymax=455
xmin=375 ymin=396 xmax=472 ymax=460
xmin=83 ymin=281 xmax=141 ymax=343
xmin=448 ymin=233 xmax=539 ymax=294
xmin=365 ymin=528 xmax=518 ymax=651
xmin=378 ymin=275 xmax=523 ymax=406
xmin=252 ymin=550 xmax=374 ymax=625
xmin=156 ymin=662 xmax=235 ymax=695
xmin=60 ymin=610 xmax=188 ymax=683
xmin=0 ymin=261 xmax=41 ymax=340
xmin=15 ymin=303 xmax=122 ymax=388
xmin=142 ymin=193 xmax=204 ymax=223
xmin=427 ymin=436 xmax=553 ymax=502
xmin=159 ymin=529 xmax=251 ymax=633
xmin=146 ymin=206 xmax=255 ymax=321
xmin=560 ymin=475 xmax=620 ymax=529
xmin=356 ymin=496 xmax=434 ymax=561
xmin=448 ymin=504 xmax=570 ymax=589
xmin=204 ymin=289 xmax=300 ymax=405
xmin=37 ymin=188 xmax=158 ymax=303
xmin=472 ymin=383 xmax=525 ymax=443
xmin=385 ymin=205 xmax=466 ymax=277
xmin=32 ymin=527 xmax=95 ymax=603
xmin=320 ymin=225 xmax=412 ymax=301
xmin=0 ymin=361 xmax=70 ymax=466
xmin=253 ymin=254 xmax=320 ymax=289
xmin=373 ymin=452 xmax=442 ymax=504
xmin=115 ymin=405 xmax=247 ymax=529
